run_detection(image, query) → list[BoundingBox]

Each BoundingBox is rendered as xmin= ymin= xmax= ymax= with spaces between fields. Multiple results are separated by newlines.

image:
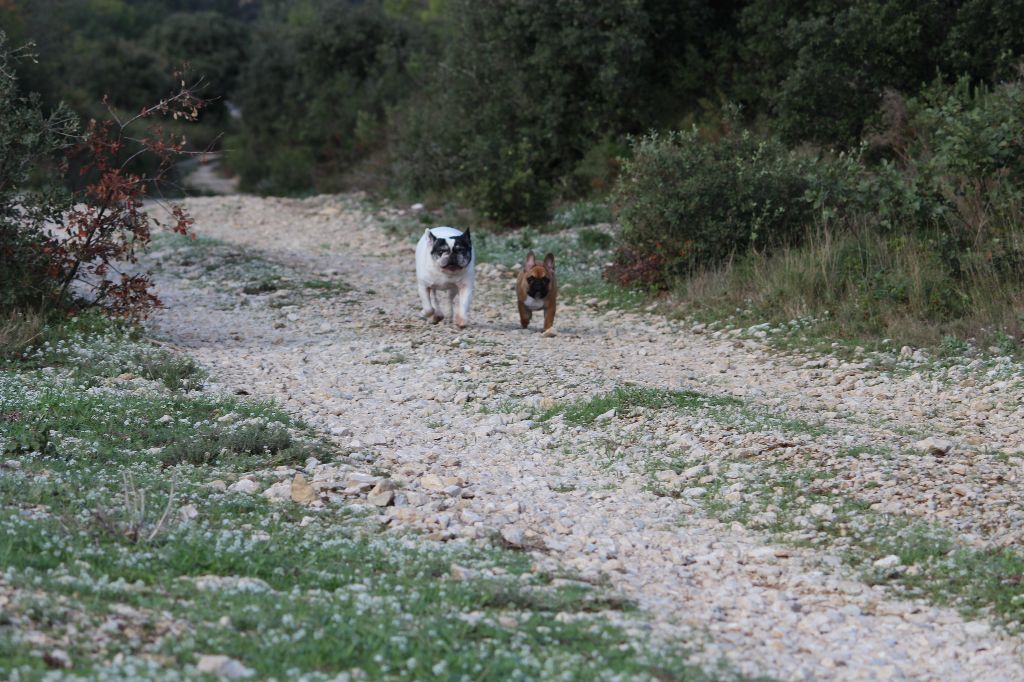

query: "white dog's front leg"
xmin=454 ymin=280 xmax=473 ymax=328
xmin=417 ymin=281 xmax=433 ymax=318
xmin=428 ymin=287 xmax=445 ymax=323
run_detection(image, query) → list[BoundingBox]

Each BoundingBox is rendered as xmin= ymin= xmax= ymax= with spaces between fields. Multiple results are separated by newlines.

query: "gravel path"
xmin=148 ymin=194 xmax=1024 ymax=681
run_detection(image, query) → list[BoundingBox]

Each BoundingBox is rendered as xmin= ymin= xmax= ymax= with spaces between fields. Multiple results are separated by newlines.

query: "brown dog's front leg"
xmin=542 ymin=300 xmax=556 ymax=332
xmin=518 ymin=301 xmax=532 ymax=329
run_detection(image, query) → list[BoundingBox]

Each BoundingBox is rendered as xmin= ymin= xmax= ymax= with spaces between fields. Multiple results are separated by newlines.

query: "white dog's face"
xmin=428 ymin=229 xmax=472 ymax=271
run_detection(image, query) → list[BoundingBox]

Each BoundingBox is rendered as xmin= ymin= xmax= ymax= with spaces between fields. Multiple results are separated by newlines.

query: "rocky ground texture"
xmin=147 ymin=194 xmax=1024 ymax=681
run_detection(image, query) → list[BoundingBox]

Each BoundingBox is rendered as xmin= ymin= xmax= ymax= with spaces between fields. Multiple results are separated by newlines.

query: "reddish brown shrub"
xmin=603 ymin=245 xmax=669 ymax=289
xmin=38 ymin=81 xmax=205 ymax=319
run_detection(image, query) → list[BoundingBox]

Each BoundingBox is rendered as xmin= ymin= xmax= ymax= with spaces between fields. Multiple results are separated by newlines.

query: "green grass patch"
xmin=302 ymin=279 xmax=351 ymax=294
xmin=13 ymin=324 xmax=205 ymax=391
xmin=551 ymin=200 xmax=613 ymax=230
xmin=540 ymin=385 xmax=823 ymax=439
xmin=540 ymin=386 xmax=742 ymax=426
xmin=1 ymin=332 xmax=316 ymax=469
xmin=0 ymin=322 xmax=728 ymax=680
xmin=697 ymin=459 xmax=1024 ymax=633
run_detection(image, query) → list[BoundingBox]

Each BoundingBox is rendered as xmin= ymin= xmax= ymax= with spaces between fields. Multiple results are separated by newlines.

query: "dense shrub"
xmin=736 ymin=0 xmax=1024 ymax=148
xmin=813 ymin=76 xmax=1024 ymax=272
xmin=672 ymin=76 xmax=1024 ymax=348
xmin=679 ymin=224 xmax=1024 ymax=348
xmin=0 ymin=37 xmax=76 ymax=312
xmin=893 ymin=77 xmax=1024 ymax=244
xmin=611 ymin=129 xmax=814 ymax=285
xmin=230 ymin=1 xmax=423 ymax=195
xmin=393 ymin=0 xmax=654 ymax=225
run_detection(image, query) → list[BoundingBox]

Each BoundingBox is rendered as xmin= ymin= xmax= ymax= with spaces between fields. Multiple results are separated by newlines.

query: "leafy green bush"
xmin=577 ymin=229 xmax=614 ymax=251
xmin=674 ymin=77 xmax=1024 ymax=349
xmin=612 ymin=129 xmax=814 ymax=285
xmin=736 ymin=0 xmax=1024 ymax=147
xmin=393 ymin=0 xmax=652 ymax=225
xmin=0 ymin=37 xmax=76 ymax=312
xmin=230 ymin=2 xmax=423 ymax=195
xmin=808 ymin=76 xmax=1024 ymax=272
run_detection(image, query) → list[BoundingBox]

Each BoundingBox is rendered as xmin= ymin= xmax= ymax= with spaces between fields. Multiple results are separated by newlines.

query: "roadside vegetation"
xmin=5 ymin=1 xmax=1024 ymax=355
xmin=537 ymin=385 xmax=1024 ymax=635
xmin=0 ymin=318 xmax=723 ymax=680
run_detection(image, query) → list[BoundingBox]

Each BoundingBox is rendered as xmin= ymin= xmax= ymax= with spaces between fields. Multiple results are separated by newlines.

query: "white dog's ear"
xmin=544 ymin=253 xmax=555 ymax=274
xmin=524 ymin=251 xmax=536 ymax=269
xmin=425 ymin=228 xmax=435 ymax=244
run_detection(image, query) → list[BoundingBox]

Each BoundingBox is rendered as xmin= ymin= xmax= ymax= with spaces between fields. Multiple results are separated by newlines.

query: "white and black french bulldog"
xmin=415 ymin=226 xmax=475 ymax=328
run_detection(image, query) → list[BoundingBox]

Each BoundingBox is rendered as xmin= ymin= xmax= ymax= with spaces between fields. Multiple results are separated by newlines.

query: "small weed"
xmin=242 ymin=277 xmax=281 ymax=294
xmin=840 ymin=445 xmax=877 ymax=458
xmin=85 ymin=472 xmax=180 ymax=545
xmin=992 ymin=331 xmax=1019 ymax=356
xmin=0 ymin=309 xmax=47 ymax=360
xmin=478 ymin=399 xmax=521 ymax=415
xmin=939 ymin=334 xmax=969 ymax=357
xmin=368 ymin=352 xmax=407 ymax=365
xmin=136 ymin=351 xmax=205 ymax=390
xmin=302 ymin=279 xmax=350 ymax=294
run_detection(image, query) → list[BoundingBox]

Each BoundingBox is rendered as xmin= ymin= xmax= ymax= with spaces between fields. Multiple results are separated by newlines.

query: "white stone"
xmin=914 ymin=437 xmax=954 ymax=455
xmin=178 ymin=504 xmax=199 ymax=522
xmin=262 ymin=480 xmax=292 ymax=502
xmin=227 ymin=479 xmax=258 ymax=494
xmin=873 ymin=554 xmax=902 ymax=569
xmin=808 ymin=503 xmax=833 ymax=519
xmin=500 ymin=526 xmax=526 ymax=547
xmin=196 ymin=655 xmax=255 ymax=679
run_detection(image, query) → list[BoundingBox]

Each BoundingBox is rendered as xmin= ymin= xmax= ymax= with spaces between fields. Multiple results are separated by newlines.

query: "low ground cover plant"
xmin=0 ymin=321 xmax=716 ymax=680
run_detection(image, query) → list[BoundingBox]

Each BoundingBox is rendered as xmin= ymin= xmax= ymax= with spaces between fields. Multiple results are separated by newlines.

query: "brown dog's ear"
xmin=524 ymin=251 xmax=536 ymax=270
xmin=543 ymin=253 xmax=555 ymax=274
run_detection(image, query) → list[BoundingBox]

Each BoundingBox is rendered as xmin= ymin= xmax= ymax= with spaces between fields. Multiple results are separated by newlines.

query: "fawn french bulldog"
xmin=415 ymin=226 xmax=475 ymax=328
xmin=516 ymin=251 xmax=556 ymax=332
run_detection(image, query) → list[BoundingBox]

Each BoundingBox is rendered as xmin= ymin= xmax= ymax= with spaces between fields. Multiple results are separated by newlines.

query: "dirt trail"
xmin=178 ymin=153 xmax=239 ymax=195
xmin=148 ymin=194 xmax=1024 ymax=681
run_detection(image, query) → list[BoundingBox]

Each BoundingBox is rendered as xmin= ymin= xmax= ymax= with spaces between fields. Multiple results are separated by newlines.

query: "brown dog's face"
xmin=521 ymin=252 xmax=555 ymax=300
xmin=524 ymin=265 xmax=551 ymax=299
